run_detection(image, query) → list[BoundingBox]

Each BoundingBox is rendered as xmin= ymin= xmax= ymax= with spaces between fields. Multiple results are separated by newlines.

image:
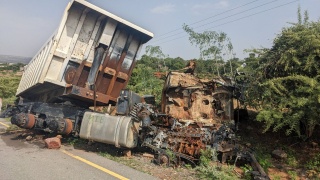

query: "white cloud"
xmin=150 ymin=3 xmax=175 ymax=14
xmin=192 ymin=0 xmax=230 ymax=15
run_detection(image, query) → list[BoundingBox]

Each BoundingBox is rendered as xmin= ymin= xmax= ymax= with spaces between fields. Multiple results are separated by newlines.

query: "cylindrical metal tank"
xmin=79 ymin=111 xmax=138 ymax=148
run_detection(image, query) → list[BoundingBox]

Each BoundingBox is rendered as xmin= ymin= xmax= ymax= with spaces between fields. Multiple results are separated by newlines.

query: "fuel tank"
xmin=79 ymin=111 xmax=138 ymax=148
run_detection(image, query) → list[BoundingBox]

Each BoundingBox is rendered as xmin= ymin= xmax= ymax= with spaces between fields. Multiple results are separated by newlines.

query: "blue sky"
xmin=0 ymin=0 xmax=319 ymax=60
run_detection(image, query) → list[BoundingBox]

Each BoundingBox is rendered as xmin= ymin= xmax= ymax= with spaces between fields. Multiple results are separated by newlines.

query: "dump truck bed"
xmin=17 ymin=0 xmax=153 ymax=106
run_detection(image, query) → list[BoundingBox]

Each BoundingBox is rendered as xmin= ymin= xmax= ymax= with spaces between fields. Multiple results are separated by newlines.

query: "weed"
xmin=98 ymin=151 xmax=117 ymax=161
xmin=98 ymin=151 xmax=149 ymax=174
xmin=287 ymin=156 xmax=298 ymax=167
xmin=195 ymin=149 xmax=238 ymax=179
xmin=195 ymin=164 xmax=238 ymax=180
xmin=184 ymin=164 xmax=192 ymax=169
xmin=67 ymin=138 xmax=86 ymax=146
xmin=305 ymin=153 xmax=320 ymax=172
xmin=165 ymin=149 xmax=175 ymax=161
xmin=241 ymin=164 xmax=253 ymax=180
xmin=283 ymin=147 xmax=298 ymax=168
xmin=255 ymin=148 xmax=272 ymax=171
xmin=287 ymin=170 xmax=298 ymax=180
xmin=272 ymin=175 xmax=281 ymax=180
xmin=199 ymin=149 xmax=217 ymax=167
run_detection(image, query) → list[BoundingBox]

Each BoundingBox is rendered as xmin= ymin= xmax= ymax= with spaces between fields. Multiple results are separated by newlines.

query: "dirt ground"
xmin=236 ymin=110 xmax=320 ymax=180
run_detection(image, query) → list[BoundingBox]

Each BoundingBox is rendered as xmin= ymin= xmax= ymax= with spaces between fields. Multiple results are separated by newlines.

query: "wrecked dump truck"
xmin=3 ymin=0 xmax=269 ymax=179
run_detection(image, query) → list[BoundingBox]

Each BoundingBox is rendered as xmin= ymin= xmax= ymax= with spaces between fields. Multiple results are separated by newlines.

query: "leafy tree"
xmin=183 ymin=24 xmax=234 ymax=77
xmin=244 ymin=8 xmax=320 ymax=138
xmin=164 ymin=57 xmax=185 ymax=70
xmin=138 ymin=54 xmax=159 ymax=69
xmin=0 ymin=76 xmax=21 ymax=109
xmin=127 ymin=64 xmax=164 ymax=104
xmin=144 ymin=45 xmax=168 ymax=71
xmin=0 ymin=76 xmax=20 ymax=97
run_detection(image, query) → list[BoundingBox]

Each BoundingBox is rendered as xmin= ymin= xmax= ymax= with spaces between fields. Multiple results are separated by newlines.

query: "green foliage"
xmin=256 ymin=75 xmax=320 ymax=137
xmin=305 ymin=153 xmax=320 ymax=172
xmin=98 ymin=151 xmax=118 ymax=161
xmin=255 ymin=148 xmax=272 ymax=171
xmin=241 ymin=164 xmax=253 ymax=180
xmin=272 ymin=175 xmax=281 ymax=180
xmin=144 ymin=46 xmax=168 ymax=71
xmin=283 ymin=148 xmax=298 ymax=168
xmin=287 ymin=170 xmax=298 ymax=180
xmin=195 ymin=164 xmax=238 ymax=180
xmin=243 ymin=9 xmax=320 ymax=138
xmin=67 ymin=138 xmax=86 ymax=146
xmin=0 ymin=75 xmax=21 ymax=109
xmin=0 ymin=63 xmax=24 ymax=72
xmin=287 ymin=156 xmax=298 ymax=168
xmin=194 ymin=149 xmax=238 ymax=179
xmin=198 ymin=149 xmax=217 ymax=167
xmin=0 ymin=76 xmax=20 ymax=98
xmin=127 ymin=64 xmax=164 ymax=104
xmin=164 ymin=57 xmax=186 ymax=70
xmin=183 ymin=24 xmax=236 ymax=77
xmin=145 ymin=45 xmax=166 ymax=59
xmin=183 ymin=25 xmax=233 ymax=60
xmin=165 ymin=149 xmax=175 ymax=161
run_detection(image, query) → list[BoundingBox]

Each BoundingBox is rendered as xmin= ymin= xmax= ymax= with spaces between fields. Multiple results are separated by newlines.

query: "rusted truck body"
xmin=132 ymin=72 xmax=236 ymax=160
xmin=5 ymin=1 xmax=269 ymax=179
xmin=9 ymin=0 xmax=153 ymax=146
xmin=17 ymin=0 xmax=153 ymax=106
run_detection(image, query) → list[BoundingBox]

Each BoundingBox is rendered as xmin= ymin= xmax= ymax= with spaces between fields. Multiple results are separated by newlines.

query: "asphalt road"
xmin=0 ymin=118 xmax=158 ymax=180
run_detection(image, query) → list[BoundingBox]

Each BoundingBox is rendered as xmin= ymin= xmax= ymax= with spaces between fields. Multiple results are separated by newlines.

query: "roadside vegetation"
xmin=131 ymin=7 xmax=320 ymax=139
xmin=0 ymin=6 xmax=319 ymax=180
xmin=0 ymin=72 xmax=23 ymax=109
xmin=0 ymin=63 xmax=24 ymax=110
xmin=126 ymin=7 xmax=320 ymax=179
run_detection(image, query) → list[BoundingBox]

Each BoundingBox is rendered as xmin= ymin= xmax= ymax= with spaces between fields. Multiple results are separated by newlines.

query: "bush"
xmin=305 ymin=153 xmax=320 ymax=172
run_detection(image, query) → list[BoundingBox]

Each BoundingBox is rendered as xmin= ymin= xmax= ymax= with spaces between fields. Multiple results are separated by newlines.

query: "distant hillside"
xmin=0 ymin=54 xmax=31 ymax=64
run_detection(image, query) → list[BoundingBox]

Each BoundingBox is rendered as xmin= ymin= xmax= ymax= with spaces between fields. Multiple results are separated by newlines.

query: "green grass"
xmin=98 ymin=151 xmax=150 ymax=174
xmin=194 ymin=149 xmax=239 ymax=179
xmin=241 ymin=164 xmax=253 ymax=180
xmin=255 ymin=147 xmax=272 ymax=171
xmin=287 ymin=156 xmax=298 ymax=168
xmin=195 ymin=164 xmax=239 ymax=180
xmin=67 ymin=138 xmax=86 ymax=146
xmin=98 ymin=151 xmax=118 ymax=161
xmin=272 ymin=175 xmax=281 ymax=180
xmin=305 ymin=153 xmax=320 ymax=172
xmin=287 ymin=170 xmax=298 ymax=180
xmin=282 ymin=147 xmax=298 ymax=168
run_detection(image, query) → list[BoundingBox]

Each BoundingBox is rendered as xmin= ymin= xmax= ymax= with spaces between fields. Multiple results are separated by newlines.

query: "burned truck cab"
xmin=161 ymin=72 xmax=235 ymax=128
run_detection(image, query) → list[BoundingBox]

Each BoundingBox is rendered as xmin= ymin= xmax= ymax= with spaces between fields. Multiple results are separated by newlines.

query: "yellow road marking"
xmin=0 ymin=122 xmax=9 ymax=128
xmin=61 ymin=149 xmax=129 ymax=180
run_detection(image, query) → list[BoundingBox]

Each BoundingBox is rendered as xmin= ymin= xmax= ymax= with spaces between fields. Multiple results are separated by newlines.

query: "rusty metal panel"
xmin=162 ymin=72 xmax=234 ymax=126
xmin=16 ymin=0 xmax=153 ymax=106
